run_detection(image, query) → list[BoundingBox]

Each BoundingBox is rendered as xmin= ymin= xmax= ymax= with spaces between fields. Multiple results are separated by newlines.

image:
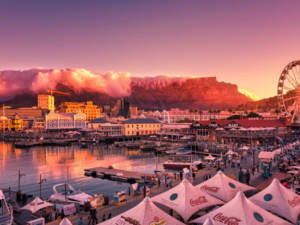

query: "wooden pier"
xmin=84 ymin=166 xmax=156 ymax=183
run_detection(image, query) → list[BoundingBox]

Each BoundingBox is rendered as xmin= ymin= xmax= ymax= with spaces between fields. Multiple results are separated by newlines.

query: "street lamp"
xmin=38 ymin=174 xmax=46 ymax=199
xmin=18 ymin=170 xmax=25 ymax=191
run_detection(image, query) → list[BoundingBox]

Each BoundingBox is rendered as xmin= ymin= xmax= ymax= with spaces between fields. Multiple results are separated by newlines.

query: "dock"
xmin=84 ymin=166 xmax=156 ymax=183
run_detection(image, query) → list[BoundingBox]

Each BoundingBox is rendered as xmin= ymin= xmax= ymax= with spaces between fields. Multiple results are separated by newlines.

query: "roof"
xmin=162 ymin=124 xmax=191 ymax=129
xmin=122 ymin=118 xmax=161 ymax=124
xmin=89 ymin=118 xmax=110 ymax=124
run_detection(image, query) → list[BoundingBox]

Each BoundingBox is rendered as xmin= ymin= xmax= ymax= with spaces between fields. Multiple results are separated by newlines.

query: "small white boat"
xmin=0 ymin=190 xmax=13 ymax=225
xmin=166 ymin=149 xmax=177 ymax=154
xmin=163 ymin=158 xmax=202 ymax=170
xmin=49 ymin=183 xmax=92 ymax=205
xmin=176 ymin=148 xmax=192 ymax=155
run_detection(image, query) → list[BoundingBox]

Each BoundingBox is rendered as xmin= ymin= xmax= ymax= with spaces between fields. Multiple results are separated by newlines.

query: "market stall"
xmin=114 ymin=191 xmax=127 ymax=205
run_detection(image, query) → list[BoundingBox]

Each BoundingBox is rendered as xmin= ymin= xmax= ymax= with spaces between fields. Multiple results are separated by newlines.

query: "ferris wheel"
xmin=277 ymin=60 xmax=300 ymax=122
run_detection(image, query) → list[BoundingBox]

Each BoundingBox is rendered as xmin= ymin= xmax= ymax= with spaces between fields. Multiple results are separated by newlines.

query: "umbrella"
xmin=239 ymin=146 xmax=249 ymax=150
xmin=100 ymin=197 xmax=184 ymax=225
xmin=196 ymin=171 xmax=255 ymax=202
xmin=21 ymin=197 xmax=54 ymax=213
xmin=249 ymin=178 xmax=300 ymax=224
xmin=225 ymin=150 xmax=235 ymax=155
xmin=59 ymin=218 xmax=72 ymax=225
xmin=190 ymin=191 xmax=291 ymax=225
xmin=238 ymin=127 xmax=247 ymax=131
xmin=229 ymin=128 xmax=236 ymax=131
xmin=151 ymin=179 xmax=224 ymax=222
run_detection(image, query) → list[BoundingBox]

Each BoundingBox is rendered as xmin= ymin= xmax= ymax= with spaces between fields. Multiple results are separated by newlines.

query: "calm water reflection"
xmin=0 ymin=142 xmax=165 ymax=199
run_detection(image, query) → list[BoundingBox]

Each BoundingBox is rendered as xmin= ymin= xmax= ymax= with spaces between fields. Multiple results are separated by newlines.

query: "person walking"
xmin=102 ymin=214 xmax=106 ymax=222
xmin=237 ymin=158 xmax=240 ymax=168
xmin=245 ymin=170 xmax=250 ymax=185
xmin=192 ymin=172 xmax=196 ymax=183
xmin=167 ymin=177 xmax=172 ymax=188
xmin=207 ymin=173 xmax=211 ymax=179
xmin=77 ymin=217 xmax=83 ymax=225
xmin=88 ymin=207 xmax=98 ymax=225
xmin=238 ymin=168 xmax=244 ymax=183
xmin=224 ymin=160 xmax=226 ymax=168
xmin=107 ymin=213 xmax=112 ymax=220
xmin=203 ymin=173 xmax=208 ymax=181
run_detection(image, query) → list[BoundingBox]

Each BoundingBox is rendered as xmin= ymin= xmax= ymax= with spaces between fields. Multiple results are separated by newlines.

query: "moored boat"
xmin=0 ymin=190 xmax=13 ymax=225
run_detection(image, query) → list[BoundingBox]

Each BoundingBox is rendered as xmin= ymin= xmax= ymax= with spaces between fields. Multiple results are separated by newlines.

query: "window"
xmin=132 ymin=125 xmax=134 ymax=128
xmin=132 ymin=131 xmax=134 ymax=134
xmin=127 ymin=125 xmax=129 ymax=128
xmin=128 ymin=131 xmax=129 ymax=134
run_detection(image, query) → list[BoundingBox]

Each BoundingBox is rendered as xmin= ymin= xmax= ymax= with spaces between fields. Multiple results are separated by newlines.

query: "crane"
xmin=47 ymin=88 xmax=71 ymax=96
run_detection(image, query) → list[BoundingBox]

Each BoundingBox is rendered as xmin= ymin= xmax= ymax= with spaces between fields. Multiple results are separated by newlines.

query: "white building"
xmin=45 ymin=111 xmax=86 ymax=130
xmin=153 ymin=109 xmax=231 ymax=124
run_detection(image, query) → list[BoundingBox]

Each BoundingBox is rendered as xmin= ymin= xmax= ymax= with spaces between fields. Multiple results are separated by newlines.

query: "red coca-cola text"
xmin=201 ymin=185 xmax=220 ymax=193
xmin=213 ymin=213 xmax=242 ymax=225
xmin=288 ymin=196 xmax=300 ymax=207
xmin=190 ymin=196 xmax=208 ymax=206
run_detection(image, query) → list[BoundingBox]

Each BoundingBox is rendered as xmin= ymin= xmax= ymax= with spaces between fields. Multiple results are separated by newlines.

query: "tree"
xmin=198 ymin=110 xmax=203 ymax=120
xmin=217 ymin=109 xmax=221 ymax=115
xmin=228 ymin=109 xmax=233 ymax=114
xmin=227 ymin=115 xmax=241 ymax=120
xmin=246 ymin=112 xmax=261 ymax=118
xmin=189 ymin=109 xmax=194 ymax=113
xmin=194 ymin=109 xmax=198 ymax=113
xmin=208 ymin=109 xmax=213 ymax=119
xmin=232 ymin=111 xmax=236 ymax=114
xmin=244 ymin=111 xmax=248 ymax=115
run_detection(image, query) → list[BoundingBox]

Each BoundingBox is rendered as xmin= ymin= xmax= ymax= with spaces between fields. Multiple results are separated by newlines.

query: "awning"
xmin=276 ymin=136 xmax=283 ymax=142
xmin=59 ymin=218 xmax=72 ymax=225
xmin=258 ymin=151 xmax=275 ymax=159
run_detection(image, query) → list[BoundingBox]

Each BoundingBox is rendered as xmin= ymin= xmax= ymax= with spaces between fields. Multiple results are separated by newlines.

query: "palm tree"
xmin=217 ymin=109 xmax=221 ymax=115
xmin=244 ymin=111 xmax=248 ymax=115
xmin=228 ymin=109 xmax=233 ymax=115
xmin=198 ymin=110 xmax=203 ymax=120
xmin=208 ymin=109 xmax=213 ymax=119
xmin=189 ymin=109 xmax=194 ymax=113
xmin=232 ymin=111 xmax=236 ymax=114
xmin=213 ymin=110 xmax=217 ymax=119
xmin=194 ymin=109 xmax=198 ymax=113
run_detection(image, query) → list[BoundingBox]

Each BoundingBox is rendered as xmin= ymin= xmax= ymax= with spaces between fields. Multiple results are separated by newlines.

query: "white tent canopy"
xmin=249 ymin=178 xmax=300 ymax=223
xmin=21 ymin=197 xmax=54 ymax=213
xmin=59 ymin=218 xmax=72 ymax=225
xmin=272 ymin=148 xmax=282 ymax=154
xmin=151 ymin=179 xmax=224 ymax=222
xmin=203 ymin=218 xmax=217 ymax=225
xmin=191 ymin=191 xmax=291 ymax=225
xmin=239 ymin=146 xmax=249 ymax=150
xmin=225 ymin=150 xmax=236 ymax=155
xmin=205 ymin=154 xmax=216 ymax=160
xmin=196 ymin=171 xmax=255 ymax=202
xmin=258 ymin=151 xmax=275 ymax=159
xmin=99 ymin=197 xmax=184 ymax=225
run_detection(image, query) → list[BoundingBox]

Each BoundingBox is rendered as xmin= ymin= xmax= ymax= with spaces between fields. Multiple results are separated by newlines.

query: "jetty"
xmin=84 ymin=166 xmax=156 ymax=183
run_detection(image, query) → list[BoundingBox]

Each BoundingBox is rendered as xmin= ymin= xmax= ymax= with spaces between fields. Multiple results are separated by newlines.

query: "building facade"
xmin=38 ymin=94 xmax=55 ymax=111
xmin=57 ymin=101 xmax=101 ymax=123
xmin=0 ymin=107 xmax=48 ymax=118
xmin=153 ymin=109 xmax=231 ymax=124
xmin=129 ymin=107 xmax=138 ymax=117
xmin=122 ymin=118 xmax=161 ymax=136
xmin=45 ymin=111 xmax=86 ymax=130
xmin=88 ymin=118 xmax=123 ymax=136
xmin=0 ymin=117 xmax=12 ymax=131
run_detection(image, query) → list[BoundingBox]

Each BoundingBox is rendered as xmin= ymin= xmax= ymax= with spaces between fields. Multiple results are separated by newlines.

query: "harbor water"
xmin=0 ymin=141 xmax=166 ymax=200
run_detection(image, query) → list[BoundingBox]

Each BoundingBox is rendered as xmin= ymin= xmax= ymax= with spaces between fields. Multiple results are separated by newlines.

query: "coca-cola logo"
xmin=213 ymin=213 xmax=242 ymax=225
xmin=288 ymin=196 xmax=300 ymax=207
xmin=169 ymin=193 xmax=178 ymax=201
xmin=120 ymin=216 xmax=141 ymax=225
xmin=201 ymin=185 xmax=220 ymax=193
xmin=190 ymin=196 xmax=208 ymax=206
xmin=253 ymin=212 xmax=264 ymax=223
xmin=228 ymin=183 xmax=236 ymax=189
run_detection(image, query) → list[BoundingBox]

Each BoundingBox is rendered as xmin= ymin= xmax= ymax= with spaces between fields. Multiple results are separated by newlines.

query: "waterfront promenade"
xmin=48 ymin=153 xmax=261 ymax=224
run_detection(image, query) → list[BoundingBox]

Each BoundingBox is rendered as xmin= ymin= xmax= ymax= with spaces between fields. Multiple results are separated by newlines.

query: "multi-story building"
xmin=122 ymin=118 xmax=161 ymax=136
xmin=117 ymin=98 xmax=130 ymax=118
xmin=45 ymin=111 xmax=86 ymax=130
xmin=153 ymin=109 xmax=231 ymax=124
xmin=57 ymin=101 xmax=100 ymax=123
xmin=103 ymin=104 xmax=111 ymax=113
xmin=38 ymin=94 xmax=55 ymax=111
xmin=0 ymin=107 xmax=48 ymax=118
xmin=0 ymin=117 xmax=12 ymax=131
xmin=88 ymin=118 xmax=123 ymax=136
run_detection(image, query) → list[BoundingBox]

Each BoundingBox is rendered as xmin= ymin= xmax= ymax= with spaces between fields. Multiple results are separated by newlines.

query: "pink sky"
xmin=0 ymin=0 xmax=299 ymax=99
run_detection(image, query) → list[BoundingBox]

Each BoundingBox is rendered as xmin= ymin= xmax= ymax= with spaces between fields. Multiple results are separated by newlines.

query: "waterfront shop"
xmin=122 ymin=118 xmax=161 ymax=136
xmin=192 ymin=118 xmax=290 ymax=146
xmin=88 ymin=118 xmax=123 ymax=136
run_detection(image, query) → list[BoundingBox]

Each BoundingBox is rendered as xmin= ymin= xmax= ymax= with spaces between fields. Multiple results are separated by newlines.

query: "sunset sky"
xmin=1 ymin=0 xmax=300 ymax=99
